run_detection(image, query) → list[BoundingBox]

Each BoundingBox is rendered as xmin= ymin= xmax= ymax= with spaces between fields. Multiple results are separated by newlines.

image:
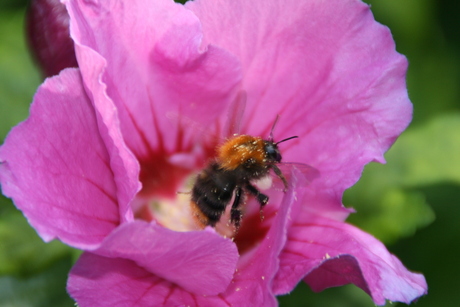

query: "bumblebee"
xmin=190 ymin=132 xmax=298 ymax=229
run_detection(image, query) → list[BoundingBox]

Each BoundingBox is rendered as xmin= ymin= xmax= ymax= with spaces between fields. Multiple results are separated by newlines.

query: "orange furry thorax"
xmin=217 ymin=135 xmax=266 ymax=171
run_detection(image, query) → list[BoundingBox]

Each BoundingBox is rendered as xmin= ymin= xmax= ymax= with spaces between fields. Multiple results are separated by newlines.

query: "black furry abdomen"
xmin=191 ymin=162 xmax=237 ymax=226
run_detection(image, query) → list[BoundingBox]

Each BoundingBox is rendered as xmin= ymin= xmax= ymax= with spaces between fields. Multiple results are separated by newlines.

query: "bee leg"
xmin=230 ymin=186 xmax=243 ymax=228
xmin=245 ymin=183 xmax=269 ymax=221
xmin=245 ymin=183 xmax=269 ymax=207
xmin=272 ymin=164 xmax=289 ymax=192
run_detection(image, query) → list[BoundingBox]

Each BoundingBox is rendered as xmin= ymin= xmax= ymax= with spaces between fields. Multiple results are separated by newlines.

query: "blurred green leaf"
xmin=0 ymin=256 xmax=74 ymax=307
xmin=0 ymin=187 xmax=17 ymax=215
xmin=345 ymin=113 xmax=460 ymax=243
xmin=0 ymin=9 xmax=41 ymax=141
xmin=392 ymin=113 xmax=460 ymax=185
xmin=0 ymin=0 xmax=29 ymax=11
xmin=348 ymin=188 xmax=434 ymax=243
xmin=0 ymin=209 xmax=73 ymax=276
xmin=389 ymin=183 xmax=460 ymax=307
xmin=365 ymin=0 xmax=436 ymax=49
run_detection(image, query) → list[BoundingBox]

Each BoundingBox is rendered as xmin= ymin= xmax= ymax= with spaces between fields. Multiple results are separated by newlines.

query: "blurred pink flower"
xmin=0 ymin=0 xmax=427 ymax=306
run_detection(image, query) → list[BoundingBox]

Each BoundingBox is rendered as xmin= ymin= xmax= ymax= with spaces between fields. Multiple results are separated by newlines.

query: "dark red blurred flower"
xmin=26 ymin=0 xmax=78 ymax=77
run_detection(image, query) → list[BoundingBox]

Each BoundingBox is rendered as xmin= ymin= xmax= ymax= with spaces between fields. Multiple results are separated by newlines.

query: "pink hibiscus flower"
xmin=0 ymin=0 xmax=427 ymax=306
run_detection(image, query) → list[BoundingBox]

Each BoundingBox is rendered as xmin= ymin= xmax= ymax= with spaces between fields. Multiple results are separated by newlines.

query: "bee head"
xmin=264 ymin=141 xmax=282 ymax=163
xmin=264 ymin=135 xmax=298 ymax=163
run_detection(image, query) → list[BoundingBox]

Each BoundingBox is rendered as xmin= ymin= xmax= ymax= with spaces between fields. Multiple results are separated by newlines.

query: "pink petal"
xmin=65 ymin=0 xmax=243 ymax=159
xmin=219 ymin=167 xmax=307 ymax=306
xmin=90 ymin=220 xmax=238 ymax=296
xmin=68 ymin=168 xmax=305 ymax=306
xmin=68 ymin=253 xmax=233 ymax=307
xmin=273 ymin=214 xmax=427 ymax=305
xmin=188 ymin=0 xmax=412 ymax=218
xmin=69 ymin=44 xmax=141 ymax=223
xmin=0 ymin=69 xmax=136 ymax=249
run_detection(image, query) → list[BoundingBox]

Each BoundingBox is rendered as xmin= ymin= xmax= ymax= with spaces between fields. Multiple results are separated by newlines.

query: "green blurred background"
xmin=0 ymin=0 xmax=459 ymax=306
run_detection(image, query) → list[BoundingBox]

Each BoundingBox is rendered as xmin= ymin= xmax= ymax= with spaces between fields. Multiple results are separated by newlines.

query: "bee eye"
xmin=265 ymin=144 xmax=281 ymax=162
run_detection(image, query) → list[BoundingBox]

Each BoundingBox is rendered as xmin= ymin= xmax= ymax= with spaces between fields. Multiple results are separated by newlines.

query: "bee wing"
xmin=273 ymin=162 xmax=320 ymax=189
xmin=223 ymin=90 xmax=247 ymax=138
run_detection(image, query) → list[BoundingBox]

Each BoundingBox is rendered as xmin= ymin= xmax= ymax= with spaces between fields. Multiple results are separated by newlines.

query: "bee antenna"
xmin=275 ymin=135 xmax=298 ymax=145
xmin=269 ymin=115 xmax=280 ymax=141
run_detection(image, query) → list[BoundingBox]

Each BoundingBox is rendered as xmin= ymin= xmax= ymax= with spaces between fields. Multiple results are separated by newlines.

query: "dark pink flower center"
xmin=133 ymin=139 xmax=273 ymax=254
xmin=233 ymin=211 xmax=271 ymax=255
xmin=138 ymin=154 xmax=191 ymax=199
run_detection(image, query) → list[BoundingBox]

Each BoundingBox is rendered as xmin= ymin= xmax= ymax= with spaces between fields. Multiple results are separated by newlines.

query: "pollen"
xmin=146 ymin=177 xmax=198 ymax=232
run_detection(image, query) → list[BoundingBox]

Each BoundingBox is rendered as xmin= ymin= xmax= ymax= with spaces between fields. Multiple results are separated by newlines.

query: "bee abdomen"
xmin=191 ymin=163 xmax=237 ymax=226
xmin=191 ymin=185 xmax=232 ymax=226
